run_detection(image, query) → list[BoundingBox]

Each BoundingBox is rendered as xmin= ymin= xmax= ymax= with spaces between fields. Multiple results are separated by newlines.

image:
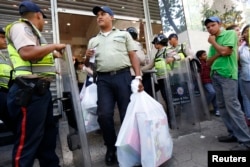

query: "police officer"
xmin=153 ymin=34 xmax=180 ymax=128
xmin=85 ymin=6 xmax=143 ymax=166
xmin=5 ymin=1 xmax=66 ymax=167
xmin=126 ymin=27 xmax=154 ymax=96
xmin=168 ymin=33 xmax=194 ymax=59
xmin=0 ymin=27 xmax=13 ymax=131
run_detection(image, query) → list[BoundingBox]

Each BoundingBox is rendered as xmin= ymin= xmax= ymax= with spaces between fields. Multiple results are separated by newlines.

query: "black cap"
xmin=0 ymin=27 xmax=5 ymax=34
xmin=19 ymin=1 xmax=47 ymax=18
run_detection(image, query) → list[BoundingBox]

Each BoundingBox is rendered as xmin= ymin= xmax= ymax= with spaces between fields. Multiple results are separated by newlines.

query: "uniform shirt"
xmin=169 ymin=43 xmax=194 ymax=59
xmin=87 ymin=28 xmax=136 ymax=72
xmin=239 ymin=44 xmax=250 ymax=81
xmin=9 ymin=22 xmax=39 ymax=51
xmin=207 ymin=30 xmax=238 ymax=80
xmin=134 ymin=40 xmax=146 ymax=65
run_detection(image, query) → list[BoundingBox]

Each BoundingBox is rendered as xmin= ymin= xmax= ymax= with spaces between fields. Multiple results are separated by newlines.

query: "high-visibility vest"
xmin=5 ymin=19 xmax=55 ymax=77
xmin=154 ymin=48 xmax=173 ymax=77
xmin=175 ymin=43 xmax=187 ymax=60
xmin=0 ymin=51 xmax=12 ymax=88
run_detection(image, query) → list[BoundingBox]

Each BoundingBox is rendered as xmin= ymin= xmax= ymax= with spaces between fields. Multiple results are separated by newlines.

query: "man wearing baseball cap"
xmin=5 ymin=1 xmax=66 ymax=166
xmin=204 ymin=16 xmax=221 ymax=26
xmin=19 ymin=0 xmax=47 ymax=18
xmin=205 ymin=16 xmax=250 ymax=151
xmin=85 ymin=6 xmax=143 ymax=166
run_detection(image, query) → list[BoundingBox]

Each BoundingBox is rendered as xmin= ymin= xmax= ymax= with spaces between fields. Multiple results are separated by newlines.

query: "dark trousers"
xmin=142 ymin=73 xmax=153 ymax=97
xmin=97 ymin=71 xmax=132 ymax=150
xmin=0 ymin=88 xmax=15 ymax=132
xmin=7 ymin=83 xmax=59 ymax=167
xmin=156 ymin=79 xmax=171 ymax=128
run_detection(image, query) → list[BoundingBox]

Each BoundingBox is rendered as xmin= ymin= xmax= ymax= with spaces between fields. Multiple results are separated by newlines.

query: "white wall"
xmin=178 ymin=30 xmax=210 ymax=56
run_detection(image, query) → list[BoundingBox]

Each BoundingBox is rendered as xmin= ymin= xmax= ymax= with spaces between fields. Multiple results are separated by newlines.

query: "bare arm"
xmin=206 ymin=52 xmax=220 ymax=66
xmin=141 ymin=59 xmax=154 ymax=71
xmin=18 ymin=44 xmax=66 ymax=61
xmin=128 ymin=50 xmax=144 ymax=92
xmin=208 ymin=35 xmax=232 ymax=56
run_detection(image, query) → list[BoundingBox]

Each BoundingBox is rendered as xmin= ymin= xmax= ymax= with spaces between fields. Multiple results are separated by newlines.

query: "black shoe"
xmin=218 ymin=135 xmax=237 ymax=143
xmin=105 ymin=149 xmax=117 ymax=166
xmin=230 ymin=144 xmax=250 ymax=151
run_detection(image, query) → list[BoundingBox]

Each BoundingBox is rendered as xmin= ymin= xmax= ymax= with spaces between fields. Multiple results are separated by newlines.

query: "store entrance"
xmin=58 ymin=13 xmax=148 ymax=59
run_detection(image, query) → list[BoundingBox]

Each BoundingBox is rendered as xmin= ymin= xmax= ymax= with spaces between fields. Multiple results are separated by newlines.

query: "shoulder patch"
xmin=24 ymin=27 xmax=34 ymax=37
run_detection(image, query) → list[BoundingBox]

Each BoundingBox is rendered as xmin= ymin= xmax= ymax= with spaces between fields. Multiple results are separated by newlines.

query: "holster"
xmin=34 ymin=78 xmax=50 ymax=96
xmin=14 ymin=77 xmax=51 ymax=106
xmin=15 ymin=77 xmax=35 ymax=106
xmin=15 ymin=87 xmax=34 ymax=106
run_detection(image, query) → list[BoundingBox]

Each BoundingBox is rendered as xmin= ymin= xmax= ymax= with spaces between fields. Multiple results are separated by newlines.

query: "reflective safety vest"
xmin=175 ymin=43 xmax=187 ymax=60
xmin=154 ymin=48 xmax=172 ymax=77
xmin=0 ymin=51 xmax=12 ymax=88
xmin=5 ymin=19 xmax=55 ymax=77
xmin=154 ymin=47 xmax=181 ymax=77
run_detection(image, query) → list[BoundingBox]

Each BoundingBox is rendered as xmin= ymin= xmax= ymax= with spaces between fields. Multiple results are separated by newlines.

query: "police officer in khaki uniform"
xmin=5 ymin=1 xmax=66 ymax=167
xmin=168 ymin=33 xmax=194 ymax=59
xmin=0 ymin=27 xmax=13 ymax=131
xmin=85 ymin=6 xmax=143 ymax=166
xmin=126 ymin=27 xmax=154 ymax=96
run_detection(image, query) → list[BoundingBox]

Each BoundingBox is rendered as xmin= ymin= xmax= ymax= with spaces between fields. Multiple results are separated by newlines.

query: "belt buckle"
xmin=110 ymin=71 xmax=116 ymax=75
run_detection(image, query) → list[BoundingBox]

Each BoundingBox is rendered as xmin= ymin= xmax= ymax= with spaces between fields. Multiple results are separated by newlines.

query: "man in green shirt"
xmin=205 ymin=16 xmax=250 ymax=151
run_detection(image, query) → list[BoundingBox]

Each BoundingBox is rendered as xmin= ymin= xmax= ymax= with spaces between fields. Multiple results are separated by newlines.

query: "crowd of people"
xmin=1 ymin=1 xmax=250 ymax=167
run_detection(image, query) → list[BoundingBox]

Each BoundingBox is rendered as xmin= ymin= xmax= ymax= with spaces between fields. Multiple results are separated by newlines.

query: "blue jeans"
xmin=212 ymin=73 xmax=250 ymax=145
xmin=241 ymin=79 xmax=250 ymax=119
xmin=96 ymin=71 xmax=132 ymax=149
xmin=203 ymin=83 xmax=217 ymax=111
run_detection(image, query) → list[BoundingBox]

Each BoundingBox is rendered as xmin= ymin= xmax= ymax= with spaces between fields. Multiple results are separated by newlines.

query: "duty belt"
xmin=97 ymin=67 xmax=130 ymax=76
xmin=0 ymin=86 xmax=8 ymax=93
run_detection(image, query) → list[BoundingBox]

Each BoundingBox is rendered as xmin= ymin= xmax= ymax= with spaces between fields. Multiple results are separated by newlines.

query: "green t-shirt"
xmin=207 ymin=30 xmax=238 ymax=80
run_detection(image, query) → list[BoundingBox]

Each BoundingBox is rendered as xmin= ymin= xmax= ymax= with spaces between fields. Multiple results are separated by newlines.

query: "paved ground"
xmin=1 ymin=115 xmax=246 ymax=167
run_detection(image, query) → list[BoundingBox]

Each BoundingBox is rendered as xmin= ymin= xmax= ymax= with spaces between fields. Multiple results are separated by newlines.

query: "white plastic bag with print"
xmin=115 ymin=79 xmax=141 ymax=167
xmin=116 ymin=79 xmax=173 ymax=167
xmin=136 ymin=109 xmax=173 ymax=167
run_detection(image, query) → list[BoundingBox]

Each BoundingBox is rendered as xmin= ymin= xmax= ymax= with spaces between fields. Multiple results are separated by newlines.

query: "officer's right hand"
xmin=85 ymin=49 xmax=95 ymax=58
xmin=55 ymin=44 xmax=66 ymax=52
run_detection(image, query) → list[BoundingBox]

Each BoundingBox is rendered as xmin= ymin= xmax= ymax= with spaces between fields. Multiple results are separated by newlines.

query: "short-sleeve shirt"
xmin=9 ymin=22 xmax=39 ymax=51
xmin=87 ymin=28 xmax=136 ymax=72
xmin=239 ymin=44 xmax=250 ymax=81
xmin=134 ymin=40 xmax=146 ymax=64
xmin=207 ymin=30 xmax=238 ymax=80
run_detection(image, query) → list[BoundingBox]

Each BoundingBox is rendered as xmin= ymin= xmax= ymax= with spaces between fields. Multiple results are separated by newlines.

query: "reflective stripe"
xmin=0 ymin=77 xmax=9 ymax=84
xmin=14 ymin=66 xmax=56 ymax=73
xmin=15 ymin=107 xmax=27 ymax=167
xmin=0 ymin=59 xmax=11 ymax=65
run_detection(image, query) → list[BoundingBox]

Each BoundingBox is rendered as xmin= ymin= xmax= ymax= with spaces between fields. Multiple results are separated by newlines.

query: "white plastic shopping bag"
xmin=80 ymin=82 xmax=99 ymax=133
xmin=135 ymin=92 xmax=173 ymax=167
xmin=137 ymin=112 xmax=173 ymax=167
xmin=81 ymin=83 xmax=97 ymax=114
xmin=116 ymin=78 xmax=173 ymax=166
xmin=115 ymin=92 xmax=141 ymax=167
